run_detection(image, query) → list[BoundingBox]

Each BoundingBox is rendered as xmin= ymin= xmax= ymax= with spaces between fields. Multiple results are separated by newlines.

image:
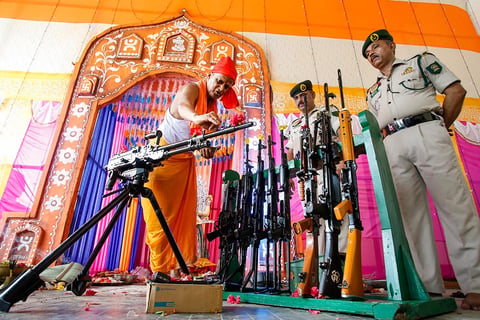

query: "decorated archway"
xmin=0 ymin=14 xmax=271 ymax=265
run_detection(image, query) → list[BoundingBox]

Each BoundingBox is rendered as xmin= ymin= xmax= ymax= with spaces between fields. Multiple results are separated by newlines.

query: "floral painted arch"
xmin=0 ymin=14 xmax=271 ymax=265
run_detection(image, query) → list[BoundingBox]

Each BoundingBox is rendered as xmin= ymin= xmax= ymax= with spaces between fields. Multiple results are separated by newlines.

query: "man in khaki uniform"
xmin=286 ymin=80 xmax=348 ymax=255
xmin=363 ymin=29 xmax=480 ymax=310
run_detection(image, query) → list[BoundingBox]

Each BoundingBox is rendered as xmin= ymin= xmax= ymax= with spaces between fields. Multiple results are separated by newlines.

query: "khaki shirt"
xmin=366 ymin=52 xmax=459 ymax=129
xmin=285 ymin=107 xmax=340 ymax=159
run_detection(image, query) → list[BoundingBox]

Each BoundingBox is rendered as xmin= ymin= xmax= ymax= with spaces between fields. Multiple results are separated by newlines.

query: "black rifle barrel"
xmin=163 ymin=122 xmax=254 ymax=153
xmin=338 ymin=69 xmax=346 ymax=110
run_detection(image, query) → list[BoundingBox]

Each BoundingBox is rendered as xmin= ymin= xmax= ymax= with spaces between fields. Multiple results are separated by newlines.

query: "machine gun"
xmin=265 ymin=135 xmax=280 ymax=292
xmin=317 ymin=83 xmax=343 ymax=299
xmin=105 ymin=122 xmax=254 ymax=190
xmin=278 ymin=127 xmax=292 ymax=243
xmin=206 ymin=139 xmax=257 ymax=290
xmin=233 ymin=139 xmax=256 ymax=287
xmin=241 ymin=135 xmax=267 ymax=292
xmin=334 ymin=69 xmax=364 ymax=299
xmin=237 ymin=138 xmax=255 ymax=250
xmin=292 ymin=93 xmax=323 ymax=298
xmin=266 ymin=135 xmax=280 ymax=240
xmin=206 ymin=169 xmax=243 ymax=289
xmin=274 ymin=128 xmax=293 ymax=293
xmin=0 ymin=121 xmax=253 ymax=313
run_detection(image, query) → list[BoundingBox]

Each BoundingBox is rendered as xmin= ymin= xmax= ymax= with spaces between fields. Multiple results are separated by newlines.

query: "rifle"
xmin=266 ymin=135 xmax=279 ymax=240
xmin=241 ymin=135 xmax=267 ymax=292
xmin=266 ymin=135 xmax=287 ymax=292
xmin=277 ymin=127 xmax=292 ymax=292
xmin=334 ymin=69 xmax=364 ymax=299
xmin=278 ymin=127 xmax=292 ymax=242
xmin=318 ymin=83 xmax=343 ymax=298
xmin=206 ymin=170 xmax=242 ymax=288
xmin=232 ymin=139 xmax=255 ymax=288
xmin=292 ymin=93 xmax=323 ymax=297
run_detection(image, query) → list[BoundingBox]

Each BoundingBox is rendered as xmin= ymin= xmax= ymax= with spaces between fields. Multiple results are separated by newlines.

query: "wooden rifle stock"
xmin=292 ymin=217 xmax=319 ymax=297
xmin=336 ymin=69 xmax=364 ymax=299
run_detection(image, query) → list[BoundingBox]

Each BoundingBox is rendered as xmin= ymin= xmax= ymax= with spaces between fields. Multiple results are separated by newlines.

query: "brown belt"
xmin=381 ymin=112 xmax=440 ymax=138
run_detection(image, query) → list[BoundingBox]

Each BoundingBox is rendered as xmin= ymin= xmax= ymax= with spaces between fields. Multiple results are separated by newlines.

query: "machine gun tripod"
xmin=0 ymin=122 xmax=253 ymax=313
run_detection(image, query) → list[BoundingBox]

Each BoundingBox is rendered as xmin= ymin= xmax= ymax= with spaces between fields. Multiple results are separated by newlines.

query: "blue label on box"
xmin=154 ymin=301 xmax=175 ymax=307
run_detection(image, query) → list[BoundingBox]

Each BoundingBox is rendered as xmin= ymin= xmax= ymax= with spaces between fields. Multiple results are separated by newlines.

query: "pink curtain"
xmin=456 ymin=132 xmax=480 ymax=213
xmin=0 ymin=101 xmax=61 ymax=218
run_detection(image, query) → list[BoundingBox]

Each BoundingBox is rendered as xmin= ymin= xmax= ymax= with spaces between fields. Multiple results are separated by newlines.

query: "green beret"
xmin=290 ymin=80 xmax=312 ymax=98
xmin=362 ymin=29 xmax=394 ymax=58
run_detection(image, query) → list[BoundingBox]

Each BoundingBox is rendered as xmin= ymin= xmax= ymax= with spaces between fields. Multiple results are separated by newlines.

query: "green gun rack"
xmin=223 ymin=110 xmax=457 ymax=319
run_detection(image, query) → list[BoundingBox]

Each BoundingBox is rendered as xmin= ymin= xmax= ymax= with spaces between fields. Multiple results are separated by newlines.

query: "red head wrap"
xmin=212 ymin=56 xmax=237 ymax=82
xmin=211 ymin=57 xmax=239 ymax=109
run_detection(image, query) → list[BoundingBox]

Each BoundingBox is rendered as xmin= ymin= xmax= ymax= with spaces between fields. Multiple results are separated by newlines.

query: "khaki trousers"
xmin=384 ymin=119 xmax=480 ymax=294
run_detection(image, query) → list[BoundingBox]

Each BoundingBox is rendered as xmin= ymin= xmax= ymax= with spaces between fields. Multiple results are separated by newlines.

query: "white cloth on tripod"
xmin=159 ymin=108 xmax=191 ymax=143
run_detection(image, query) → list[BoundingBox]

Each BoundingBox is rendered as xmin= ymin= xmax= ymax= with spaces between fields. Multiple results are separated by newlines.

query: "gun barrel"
xmin=162 ymin=122 xmax=254 ymax=152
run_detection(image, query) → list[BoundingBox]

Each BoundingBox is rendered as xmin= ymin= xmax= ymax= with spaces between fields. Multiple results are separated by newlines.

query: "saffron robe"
xmin=141 ymin=79 xmax=216 ymax=273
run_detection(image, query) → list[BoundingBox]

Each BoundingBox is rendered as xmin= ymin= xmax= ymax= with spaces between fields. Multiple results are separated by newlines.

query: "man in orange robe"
xmin=141 ymin=57 xmax=239 ymax=279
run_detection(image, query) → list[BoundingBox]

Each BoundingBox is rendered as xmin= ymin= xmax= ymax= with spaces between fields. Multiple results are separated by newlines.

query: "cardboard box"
xmin=146 ymin=282 xmax=223 ymax=313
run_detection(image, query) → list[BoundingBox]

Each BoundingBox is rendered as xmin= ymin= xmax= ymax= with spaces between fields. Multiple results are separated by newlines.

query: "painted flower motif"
xmin=71 ymin=102 xmax=90 ymax=117
xmin=45 ymin=195 xmax=63 ymax=212
xmin=248 ymin=136 xmax=260 ymax=149
xmin=52 ymin=169 xmax=71 ymax=186
xmin=58 ymin=148 xmax=77 ymax=164
xmin=64 ymin=127 xmax=83 ymax=142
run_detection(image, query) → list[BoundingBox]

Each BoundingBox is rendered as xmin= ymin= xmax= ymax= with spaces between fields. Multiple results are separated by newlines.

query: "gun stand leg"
xmin=0 ymin=183 xmax=189 ymax=313
xmin=268 ymin=238 xmax=288 ymax=295
xmin=141 ymin=187 xmax=189 ymax=275
xmin=265 ymin=240 xmax=272 ymax=291
xmin=67 ymin=194 xmax=131 ymax=296
xmin=220 ymin=245 xmax=245 ymax=291
xmin=216 ymin=244 xmax=234 ymax=283
xmin=0 ymin=187 xmax=131 ymax=312
xmin=241 ymin=243 xmax=261 ymax=293
xmin=275 ymin=239 xmax=291 ymax=294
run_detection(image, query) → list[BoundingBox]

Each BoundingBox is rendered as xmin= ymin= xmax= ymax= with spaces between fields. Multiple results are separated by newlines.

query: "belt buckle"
xmin=393 ymin=119 xmax=406 ymax=131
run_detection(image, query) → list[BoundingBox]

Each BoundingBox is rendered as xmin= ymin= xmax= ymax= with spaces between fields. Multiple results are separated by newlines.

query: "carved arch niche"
xmin=0 ymin=15 xmax=271 ymax=264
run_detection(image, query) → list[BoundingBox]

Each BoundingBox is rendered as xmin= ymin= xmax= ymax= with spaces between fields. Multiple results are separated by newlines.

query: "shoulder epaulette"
xmin=367 ymin=81 xmax=380 ymax=96
xmin=407 ymin=53 xmax=422 ymax=61
xmin=422 ymin=51 xmax=436 ymax=57
xmin=291 ymin=118 xmax=302 ymax=127
xmin=416 ymin=52 xmax=433 ymax=86
xmin=409 ymin=51 xmax=435 ymax=62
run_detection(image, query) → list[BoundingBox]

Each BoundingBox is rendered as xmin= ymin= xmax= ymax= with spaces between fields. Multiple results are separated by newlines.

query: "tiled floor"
xmin=0 ymin=284 xmax=478 ymax=319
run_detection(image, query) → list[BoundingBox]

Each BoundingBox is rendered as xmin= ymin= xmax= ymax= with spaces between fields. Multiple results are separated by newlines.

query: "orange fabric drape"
xmin=141 ymin=137 xmax=197 ymax=272
xmin=190 ymin=79 xmax=218 ymax=131
xmin=118 ymin=198 xmax=139 ymax=271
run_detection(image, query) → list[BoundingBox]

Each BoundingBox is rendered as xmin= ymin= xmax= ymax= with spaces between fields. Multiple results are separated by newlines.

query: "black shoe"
xmin=150 ymin=272 xmax=171 ymax=283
